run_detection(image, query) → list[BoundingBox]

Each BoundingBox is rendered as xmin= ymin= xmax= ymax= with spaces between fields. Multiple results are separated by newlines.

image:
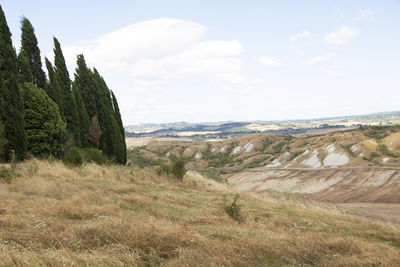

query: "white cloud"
xmin=49 ymin=18 xmax=244 ymax=86
xmin=289 ymin=30 xmax=311 ymax=42
xmin=358 ymin=9 xmax=373 ymax=21
xmin=256 ymin=56 xmax=282 ymax=67
xmin=325 ymin=26 xmax=359 ymax=45
xmin=305 ymin=53 xmax=336 ymax=64
xmin=253 ymin=78 xmax=264 ymax=85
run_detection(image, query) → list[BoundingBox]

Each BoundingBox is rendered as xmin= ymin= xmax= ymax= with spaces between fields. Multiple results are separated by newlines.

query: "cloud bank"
xmin=325 ymin=26 xmax=359 ymax=45
xmin=59 ymin=18 xmax=244 ymax=86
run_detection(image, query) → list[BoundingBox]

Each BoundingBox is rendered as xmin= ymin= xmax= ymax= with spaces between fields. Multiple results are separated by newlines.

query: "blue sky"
xmin=2 ymin=1 xmax=400 ymax=125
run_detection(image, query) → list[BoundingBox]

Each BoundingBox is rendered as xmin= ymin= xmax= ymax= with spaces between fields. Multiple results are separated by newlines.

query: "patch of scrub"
xmin=382 ymin=158 xmax=389 ymax=163
xmin=325 ymin=144 xmax=335 ymax=153
xmin=266 ymin=159 xmax=281 ymax=168
xmin=302 ymin=150 xmax=321 ymax=168
xmin=194 ymin=152 xmax=202 ymax=159
xmin=232 ymin=146 xmax=241 ymax=154
xmin=323 ymin=153 xmax=349 ymax=167
xmin=351 ymin=145 xmax=358 ymax=153
xmin=244 ymin=142 xmax=253 ymax=152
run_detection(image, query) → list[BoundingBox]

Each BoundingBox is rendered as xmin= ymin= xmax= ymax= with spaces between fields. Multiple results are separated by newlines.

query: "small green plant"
xmin=82 ymin=148 xmax=104 ymax=164
xmin=0 ymin=150 xmax=18 ymax=183
xmin=198 ymin=168 xmax=225 ymax=183
xmin=377 ymin=143 xmax=397 ymax=157
xmin=363 ymin=151 xmax=380 ymax=162
xmin=63 ymin=147 xmax=83 ymax=167
xmin=171 ymin=157 xmax=187 ymax=180
xmin=0 ymin=166 xmax=15 ymax=183
xmin=156 ymin=157 xmax=187 ymax=180
xmin=224 ymin=194 xmax=244 ymax=223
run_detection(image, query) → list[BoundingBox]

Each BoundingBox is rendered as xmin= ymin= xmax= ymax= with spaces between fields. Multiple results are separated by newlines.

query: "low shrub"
xmin=156 ymin=157 xmax=187 ymax=180
xmin=171 ymin=158 xmax=186 ymax=180
xmin=0 ymin=166 xmax=15 ymax=183
xmin=63 ymin=147 xmax=83 ymax=167
xmin=82 ymin=148 xmax=104 ymax=164
xmin=198 ymin=168 xmax=225 ymax=183
xmin=224 ymin=194 xmax=244 ymax=223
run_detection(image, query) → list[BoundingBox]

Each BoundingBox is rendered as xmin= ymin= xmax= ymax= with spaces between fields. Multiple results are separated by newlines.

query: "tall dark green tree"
xmin=52 ymin=37 xmax=81 ymax=147
xmin=72 ymin=55 xmax=93 ymax=147
xmin=111 ymin=90 xmax=126 ymax=164
xmin=72 ymin=82 xmax=89 ymax=148
xmin=0 ymin=5 xmax=26 ymax=161
xmin=19 ymin=17 xmax=46 ymax=88
xmin=17 ymin=50 xmax=33 ymax=83
xmin=90 ymin=68 xmax=126 ymax=164
xmin=20 ymin=82 xmax=65 ymax=158
xmin=75 ymin=55 xmax=98 ymax=120
xmin=44 ymin=57 xmax=60 ymax=106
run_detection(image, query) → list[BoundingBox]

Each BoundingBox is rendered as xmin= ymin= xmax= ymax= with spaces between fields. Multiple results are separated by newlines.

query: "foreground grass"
xmin=0 ymin=160 xmax=399 ymax=266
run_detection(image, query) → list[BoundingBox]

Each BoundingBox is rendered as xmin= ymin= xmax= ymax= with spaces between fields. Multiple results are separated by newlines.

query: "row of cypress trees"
xmin=0 ymin=5 xmax=126 ymax=164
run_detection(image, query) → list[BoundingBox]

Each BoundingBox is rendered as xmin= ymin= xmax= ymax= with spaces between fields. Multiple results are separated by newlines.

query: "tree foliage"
xmin=52 ymin=37 xmax=80 ymax=146
xmin=0 ymin=5 xmax=26 ymax=161
xmin=0 ymin=6 xmax=127 ymax=164
xmin=19 ymin=17 xmax=46 ymax=88
xmin=17 ymin=50 xmax=33 ymax=83
xmin=88 ymin=116 xmax=102 ymax=146
xmin=20 ymin=82 xmax=65 ymax=158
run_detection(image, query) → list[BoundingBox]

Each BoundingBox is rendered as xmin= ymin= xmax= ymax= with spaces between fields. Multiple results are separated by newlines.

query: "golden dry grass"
xmin=0 ymin=159 xmax=400 ymax=266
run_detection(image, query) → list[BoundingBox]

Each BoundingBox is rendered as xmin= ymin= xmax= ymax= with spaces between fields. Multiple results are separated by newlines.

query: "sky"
xmin=2 ymin=1 xmax=400 ymax=125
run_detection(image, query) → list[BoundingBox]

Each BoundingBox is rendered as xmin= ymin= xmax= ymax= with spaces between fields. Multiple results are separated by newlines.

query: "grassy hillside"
xmin=0 ymin=160 xmax=400 ymax=266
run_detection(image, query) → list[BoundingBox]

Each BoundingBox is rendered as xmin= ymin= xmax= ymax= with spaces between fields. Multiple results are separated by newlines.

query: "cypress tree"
xmin=20 ymin=82 xmax=65 ymax=158
xmin=52 ymin=37 xmax=81 ymax=147
xmin=75 ymin=55 xmax=98 ymax=120
xmin=72 ymin=54 xmax=93 ymax=147
xmin=17 ymin=50 xmax=33 ymax=83
xmin=20 ymin=17 xmax=46 ymax=88
xmin=111 ymin=90 xmax=126 ymax=164
xmin=44 ymin=57 xmax=60 ymax=107
xmin=0 ymin=5 xmax=26 ymax=161
xmin=72 ymin=82 xmax=89 ymax=147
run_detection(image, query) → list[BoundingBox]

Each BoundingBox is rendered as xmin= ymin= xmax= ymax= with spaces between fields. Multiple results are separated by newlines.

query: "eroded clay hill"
xmin=130 ymin=126 xmax=400 ymax=174
xmin=226 ymin=167 xmax=400 ymax=203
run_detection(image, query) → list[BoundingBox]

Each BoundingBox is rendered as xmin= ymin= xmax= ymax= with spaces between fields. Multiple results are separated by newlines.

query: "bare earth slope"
xmin=227 ymin=167 xmax=400 ymax=203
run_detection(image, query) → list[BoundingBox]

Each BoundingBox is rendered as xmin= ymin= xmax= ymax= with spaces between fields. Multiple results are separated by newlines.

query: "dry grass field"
xmin=1 ymin=160 xmax=400 ymax=266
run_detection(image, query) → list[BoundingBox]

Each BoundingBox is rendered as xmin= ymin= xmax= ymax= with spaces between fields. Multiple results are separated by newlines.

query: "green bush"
xmin=198 ymin=168 xmax=224 ymax=183
xmin=82 ymin=148 xmax=104 ymax=164
xmin=63 ymin=147 xmax=83 ymax=167
xmin=363 ymin=151 xmax=380 ymax=162
xmin=224 ymin=194 xmax=244 ymax=223
xmin=171 ymin=158 xmax=186 ymax=180
xmin=0 ymin=166 xmax=15 ymax=183
xmin=378 ymin=143 xmax=397 ymax=157
xmin=156 ymin=157 xmax=187 ymax=180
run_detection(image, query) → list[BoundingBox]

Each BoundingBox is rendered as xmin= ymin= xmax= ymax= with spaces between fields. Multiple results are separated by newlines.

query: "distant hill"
xmin=125 ymin=110 xmax=400 ymax=137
